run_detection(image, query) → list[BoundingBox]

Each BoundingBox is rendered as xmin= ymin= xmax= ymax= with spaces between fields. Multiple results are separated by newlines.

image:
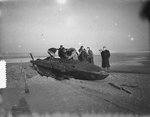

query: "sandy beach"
xmin=0 ymin=0 xmax=150 ymax=116
xmin=0 ymin=62 xmax=150 ymax=117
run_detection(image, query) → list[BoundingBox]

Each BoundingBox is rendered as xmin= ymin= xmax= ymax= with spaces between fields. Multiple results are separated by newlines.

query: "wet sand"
xmin=0 ymin=62 xmax=150 ymax=116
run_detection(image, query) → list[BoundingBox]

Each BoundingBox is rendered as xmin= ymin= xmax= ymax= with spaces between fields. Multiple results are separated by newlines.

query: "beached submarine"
xmin=30 ymin=53 xmax=109 ymax=80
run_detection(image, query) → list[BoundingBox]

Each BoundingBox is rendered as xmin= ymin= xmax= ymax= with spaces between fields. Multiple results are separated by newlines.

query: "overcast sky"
xmin=0 ymin=0 xmax=149 ymax=54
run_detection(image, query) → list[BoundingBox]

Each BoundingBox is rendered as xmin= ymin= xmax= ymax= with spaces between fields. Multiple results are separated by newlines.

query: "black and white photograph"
xmin=0 ymin=0 xmax=150 ymax=116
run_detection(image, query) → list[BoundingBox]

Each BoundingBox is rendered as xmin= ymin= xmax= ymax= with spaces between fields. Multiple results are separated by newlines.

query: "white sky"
xmin=0 ymin=0 xmax=149 ymax=54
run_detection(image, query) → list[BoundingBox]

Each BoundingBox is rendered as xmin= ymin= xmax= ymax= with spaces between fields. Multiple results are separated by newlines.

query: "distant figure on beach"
xmin=47 ymin=48 xmax=57 ymax=58
xmin=58 ymin=45 xmax=67 ymax=59
xmin=99 ymin=46 xmax=110 ymax=72
xmin=87 ymin=47 xmax=94 ymax=64
xmin=78 ymin=46 xmax=88 ymax=62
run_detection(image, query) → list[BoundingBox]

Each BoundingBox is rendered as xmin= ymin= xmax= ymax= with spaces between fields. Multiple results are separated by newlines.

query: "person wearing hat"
xmin=58 ymin=45 xmax=68 ymax=59
xmin=78 ymin=46 xmax=88 ymax=62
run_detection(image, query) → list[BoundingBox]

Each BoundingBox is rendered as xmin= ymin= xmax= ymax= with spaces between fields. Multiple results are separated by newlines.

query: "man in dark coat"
xmin=87 ymin=47 xmax=94 ymax=64
xmin=78 ymin=46 xmax=88 ymax=62
xmin=58 ymin=45 xmax=67 ymax=59
xmin=100 ymin=46 xmax=110 ymax=72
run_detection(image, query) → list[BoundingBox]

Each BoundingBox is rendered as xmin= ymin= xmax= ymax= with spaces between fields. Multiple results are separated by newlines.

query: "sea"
xmin=94 ymin=52 xmax=150 ymax=74
xmin=1 ymin=52 xmax=150 ymax=74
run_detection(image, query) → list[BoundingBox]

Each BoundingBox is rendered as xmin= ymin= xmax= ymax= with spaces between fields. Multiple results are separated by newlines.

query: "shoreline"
xmin=110 ymin=70 xmax=150 ymax=75
xmin=6 ymin=61 xmax=150 ymax=75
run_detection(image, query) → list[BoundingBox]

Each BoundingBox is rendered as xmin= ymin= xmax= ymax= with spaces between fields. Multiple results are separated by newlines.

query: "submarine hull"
xmin=30 ymin=58 xmax=109 ymax=80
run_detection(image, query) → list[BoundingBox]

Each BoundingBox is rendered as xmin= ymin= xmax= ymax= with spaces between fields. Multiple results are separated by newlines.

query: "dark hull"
xmin=30 ymin=58 xmax=109 ymax=80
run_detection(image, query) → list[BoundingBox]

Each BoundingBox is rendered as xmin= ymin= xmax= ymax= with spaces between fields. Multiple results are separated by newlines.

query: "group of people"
xmin=78 ymin=46 xmax=94 ymax=64
xmin=47 ymin=45 xmax=94 ymax=64
xmin=47 ymin=45 xmax=110 ymax=72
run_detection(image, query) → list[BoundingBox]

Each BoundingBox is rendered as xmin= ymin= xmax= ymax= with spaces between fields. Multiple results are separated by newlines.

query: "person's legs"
xmin=107 ymin=67 xmax=110 ymax=72
xmin=89 ymin=58 xmax=92 ymax=63
xmin=91 ymin=57 xmax=94 ymax=64
xmin=87 ymin=57 xmax=90 ymax=63
xmin=102 ymin=67 xmax=106 ymax=71
xmin=102 ymin=59 xmax=105 ymax=69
